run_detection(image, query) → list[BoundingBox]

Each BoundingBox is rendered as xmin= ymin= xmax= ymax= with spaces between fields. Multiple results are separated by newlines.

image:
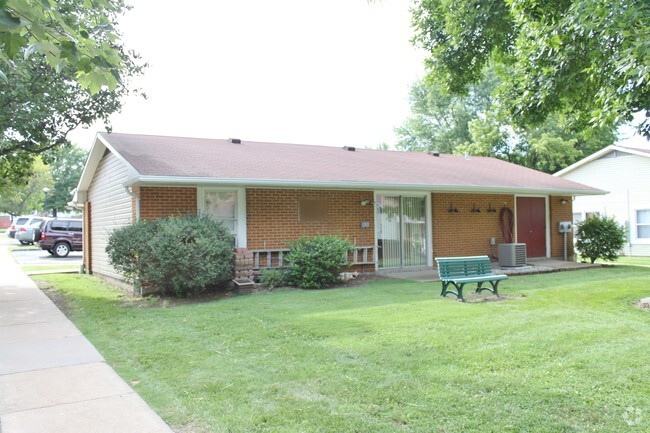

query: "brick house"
xmin=75 ymin=132 xmax=602 ymax=285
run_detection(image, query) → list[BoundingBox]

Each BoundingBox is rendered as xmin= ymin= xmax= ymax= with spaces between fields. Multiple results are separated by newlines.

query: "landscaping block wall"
xmin=246 ymin=189 xmax=375 ymax=250
xmin=136 ymin=187 xmax=198 ymax=220
xmin=432 ymin=192 xmax=515 ymax=258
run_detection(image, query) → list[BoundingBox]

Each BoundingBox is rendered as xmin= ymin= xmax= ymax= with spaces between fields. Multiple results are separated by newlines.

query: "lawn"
xmin=33 ymin=267 xmax=650 ymax=433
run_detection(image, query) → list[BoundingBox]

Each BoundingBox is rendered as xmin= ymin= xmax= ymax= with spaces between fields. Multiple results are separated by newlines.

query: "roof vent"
xmin=229 ymin=138 xmax=242 ymax=144
xmin=343 ymin=146 xmax=356 ymax=152
xmin=428 ymin=151 xmax=440 ymax=157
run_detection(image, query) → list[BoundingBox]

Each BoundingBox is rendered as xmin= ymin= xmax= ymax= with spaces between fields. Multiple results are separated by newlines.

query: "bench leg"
xmin=441 ymin=281 xmax=465 ymax=302
xmin=475 ymin=281 xmax=500 ymax=297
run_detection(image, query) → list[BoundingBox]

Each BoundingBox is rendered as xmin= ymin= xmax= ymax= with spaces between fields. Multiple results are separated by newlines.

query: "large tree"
xmin=0 ymin=0 xmax=132 ymax=91
xmin=411 ymin=0 xmax=650 ymax=138
xmin=0 ymin=0 xmax=144 ymax=184
xmin=0 ymin=157 xmax=52 ymax=216
xmin=396 ymin=73 xmax=617 ymax=173
xmin=43 ymin=145 xmax=87 ymax=215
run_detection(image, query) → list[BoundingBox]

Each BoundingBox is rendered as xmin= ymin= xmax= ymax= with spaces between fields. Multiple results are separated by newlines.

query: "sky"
xmin=69 ymin=0 xmax=428 ymax=149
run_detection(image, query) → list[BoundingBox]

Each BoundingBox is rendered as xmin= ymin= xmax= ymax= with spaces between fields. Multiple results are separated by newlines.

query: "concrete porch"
xmin=378 ymin=258 xmax=602 ymax=283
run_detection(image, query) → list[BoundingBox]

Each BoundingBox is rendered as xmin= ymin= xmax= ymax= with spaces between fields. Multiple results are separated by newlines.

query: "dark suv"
xmin=39 ymin=219 xmax=83 ymax=257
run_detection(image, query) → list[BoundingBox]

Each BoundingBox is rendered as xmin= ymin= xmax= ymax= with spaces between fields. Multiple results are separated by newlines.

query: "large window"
xmin=199 ymin=188 xmax=246 ymax=247
xmin=637 ymin=210 xmax=650 ymax=239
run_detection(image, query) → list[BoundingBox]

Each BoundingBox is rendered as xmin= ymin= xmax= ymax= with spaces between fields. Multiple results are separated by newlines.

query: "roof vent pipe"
xmin=343 ymin=146 xmax=356 ymax=152
xmin=229 ymin=138 xmax=242 ymax=144
xmin=428 ymin=151 xmax=440 ymax=157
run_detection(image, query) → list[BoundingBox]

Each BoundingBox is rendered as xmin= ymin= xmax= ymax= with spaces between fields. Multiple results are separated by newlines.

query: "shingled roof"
xmin=78 ymin=132 xmax=604 ymax=196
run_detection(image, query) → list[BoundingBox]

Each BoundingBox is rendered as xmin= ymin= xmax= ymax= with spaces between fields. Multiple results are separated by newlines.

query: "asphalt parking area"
xmin=10 ymin=246 xmax=83 ymax=266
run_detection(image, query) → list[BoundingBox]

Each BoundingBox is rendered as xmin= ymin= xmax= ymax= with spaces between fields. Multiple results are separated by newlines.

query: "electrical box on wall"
xmin=360 ymin=221 xmax=370 ymax=229
xmin=558 ymin=221 xmax=572 ymax=233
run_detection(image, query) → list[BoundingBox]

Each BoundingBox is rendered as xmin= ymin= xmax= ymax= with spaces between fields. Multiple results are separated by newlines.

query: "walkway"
xmin=0 ymin=238 xmax=175 ymax=433
xmin=381 ymin=257 xmax=602 ymax=282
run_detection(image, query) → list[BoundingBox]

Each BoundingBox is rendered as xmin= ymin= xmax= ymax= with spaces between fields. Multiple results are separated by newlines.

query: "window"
xmin=50 ymin=220 xmax=69 ymax=231
xmin=637 ymin=210 xmax=650 ymax=239
xmin=68 ymin=220 xmax=83 ymax=232
xmin=204 ymin=191 xmax=237 ymax=232
xmin=585 ymin=211 xmax=600 ymax=219
xmin=199 ymin=188 xmax=246 ymax=247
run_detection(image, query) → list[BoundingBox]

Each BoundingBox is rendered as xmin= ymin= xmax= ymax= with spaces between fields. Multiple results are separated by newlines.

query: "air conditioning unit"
xmin=498 ymin=243 xmax=527 ymax=267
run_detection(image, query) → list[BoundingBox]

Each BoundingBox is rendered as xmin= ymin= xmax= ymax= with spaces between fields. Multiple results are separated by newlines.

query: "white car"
xmin=13 ymin=216 xmax=48 ymax=245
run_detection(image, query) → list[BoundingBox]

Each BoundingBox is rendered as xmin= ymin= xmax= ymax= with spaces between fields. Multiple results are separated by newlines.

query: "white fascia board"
xmin=124 ymin=175 xmax=606 ymax=196
xmin=554 ymin=144 xmax=650 ymax=177
xmin=76 ymin=133 xmax=141 ymax=196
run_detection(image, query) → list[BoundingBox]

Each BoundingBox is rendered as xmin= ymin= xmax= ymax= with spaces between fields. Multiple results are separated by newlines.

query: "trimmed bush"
xmin=575 ymin=215 xmax=627 ymax=263
xmin=259 ymin=269 xmax=287 ymax=290
xmin=106 ymin=214 xmax=234 ymax=296
xmin=286 ymin=235 xmax=354 ymax=289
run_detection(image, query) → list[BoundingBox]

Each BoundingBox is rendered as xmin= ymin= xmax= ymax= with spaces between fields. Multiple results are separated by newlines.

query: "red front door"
xmin=516 ymin=197 xmax=546 ymax=257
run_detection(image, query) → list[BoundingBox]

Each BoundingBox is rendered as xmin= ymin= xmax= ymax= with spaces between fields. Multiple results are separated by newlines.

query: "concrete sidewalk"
xmin=0 ymin=239 xmax=175 ymax=433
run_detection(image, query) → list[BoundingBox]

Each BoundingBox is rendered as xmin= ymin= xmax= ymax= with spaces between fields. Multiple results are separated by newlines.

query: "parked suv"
xmin=39 ymin=219 xmax=83 ymax=257
xmin=11 ymin=216 xmax=47 ymax=245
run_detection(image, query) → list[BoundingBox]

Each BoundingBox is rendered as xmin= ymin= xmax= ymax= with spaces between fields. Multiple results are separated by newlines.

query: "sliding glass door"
xmin=376 ymin=194 xmax=427 ymax=268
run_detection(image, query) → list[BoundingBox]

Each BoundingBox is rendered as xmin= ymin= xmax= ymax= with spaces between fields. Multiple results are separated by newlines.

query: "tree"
xmin=0 ymin=0 xmax=133 ymax=91
xmin=0 ymin=1 xmax=144 ymax=185
xmin=396 ymin=73 xmax=617 ymax=173
xmin=411 ymin=0 xmax=650 ymax=138
xmin=0 ymin=157 xmax=52 ymax=216
xmin=395 ymin=71 xmax=498 ymax=153
xmin=575 ymin=215 xmax=627 ymax=263
xmin=43 ymin=145 xmax=87 ymax=215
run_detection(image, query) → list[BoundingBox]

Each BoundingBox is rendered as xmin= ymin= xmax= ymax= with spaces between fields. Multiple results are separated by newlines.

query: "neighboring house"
xmin=555 ymin=145 xmax=650 ymax=256
xmin=75 ymin=132 xmax=602 ymax=285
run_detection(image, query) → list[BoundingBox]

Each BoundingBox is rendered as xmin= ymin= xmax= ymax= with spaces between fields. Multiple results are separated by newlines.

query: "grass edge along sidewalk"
xmin=33 ymin=266 xmax=650 ymax=433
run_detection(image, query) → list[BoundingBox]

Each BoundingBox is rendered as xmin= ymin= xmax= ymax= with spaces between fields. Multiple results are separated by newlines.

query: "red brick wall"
xmin=137 ymin=187 xmax=197 ymax=220
xmin=432 ymin=192 xmax=515 ymax=258
xmin=246 ymin=189 xmax=375 ymax=249
xmin=549 ymin=195 xmax=574 ymax=258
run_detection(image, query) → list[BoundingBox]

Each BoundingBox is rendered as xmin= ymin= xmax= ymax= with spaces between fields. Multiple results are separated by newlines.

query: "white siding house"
xmin=76 ymin=135 xmax=138 ymax=281
xmin=555 ymin=145 xmax=650 ymax=256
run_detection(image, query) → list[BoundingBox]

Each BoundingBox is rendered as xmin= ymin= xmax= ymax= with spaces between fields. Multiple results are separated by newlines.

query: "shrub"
xmin=575 ymin=215 xmax=627 ymax=264
xmin=105 ymin=218 xmax=159 ymax=281
xmin=259 ymin=268 xmax=287 ymax=289
xmin=106 ymin=214 xmax=234 ymax=296
xmin=286 ymin=235 xmax=354 ymax=289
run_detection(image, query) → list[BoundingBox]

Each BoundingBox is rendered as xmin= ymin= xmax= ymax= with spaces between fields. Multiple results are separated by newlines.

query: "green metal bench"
xmin=435 ymin=255 xmax=508 ymax=302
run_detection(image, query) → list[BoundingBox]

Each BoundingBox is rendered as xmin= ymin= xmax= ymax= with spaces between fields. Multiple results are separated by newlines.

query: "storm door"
xmin=376 ymin=195 xmax=427 ymax=268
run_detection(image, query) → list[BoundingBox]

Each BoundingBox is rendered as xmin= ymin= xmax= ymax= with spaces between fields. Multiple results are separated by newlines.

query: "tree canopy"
xmin=396 ymin=72 xmax=617 ymax=173
xmin=43 ymin=145 xmax=87 ymax=214
xmin=0 ymin=0 xmax=143 ymax=185
xmin=0 ymin=0 xmax=133 ymax=91
xmin=411 ymin=0 xmax=650 ymax=138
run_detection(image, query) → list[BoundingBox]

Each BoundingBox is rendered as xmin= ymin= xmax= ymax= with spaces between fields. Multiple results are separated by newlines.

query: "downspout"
xmin=124 ymin=186 xmax=141 ymax=221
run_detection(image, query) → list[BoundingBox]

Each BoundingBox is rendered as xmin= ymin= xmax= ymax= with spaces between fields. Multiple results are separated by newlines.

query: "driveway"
xmin=3 ymin=238 xmax=82 ymax=267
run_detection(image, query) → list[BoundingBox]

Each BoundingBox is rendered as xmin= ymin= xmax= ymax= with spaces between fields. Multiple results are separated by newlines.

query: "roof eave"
xmin=124 ymin=175 xmax=606 ymax=196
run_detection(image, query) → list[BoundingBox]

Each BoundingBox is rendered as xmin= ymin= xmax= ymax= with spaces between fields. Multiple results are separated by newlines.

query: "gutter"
xmin=123 ymin=175 xmax=607 ymax=197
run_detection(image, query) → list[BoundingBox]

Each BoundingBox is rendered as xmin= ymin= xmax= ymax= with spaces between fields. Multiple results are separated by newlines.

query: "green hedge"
xmin=106 ymin=214 xmax=234 ymax=296
xmin=286 ymin=235 xmax=354 ymax=289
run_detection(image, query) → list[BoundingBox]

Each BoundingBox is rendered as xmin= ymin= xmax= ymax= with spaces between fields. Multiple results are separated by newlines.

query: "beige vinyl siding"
xmin=562 ymin=152 xmax=650 ymax=256
xmin=87 ymin=152 xmax=133 ymax=279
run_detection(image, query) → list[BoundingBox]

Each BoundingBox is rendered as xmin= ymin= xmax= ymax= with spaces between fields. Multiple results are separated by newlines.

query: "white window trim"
xmin=197 ymin=187 xmax=247 ymax=248
xmin=633 ymin=208 xmax=650 ymax=244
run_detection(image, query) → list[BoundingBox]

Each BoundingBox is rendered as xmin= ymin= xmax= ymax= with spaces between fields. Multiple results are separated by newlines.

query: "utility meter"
xmin=558 ymin=221 xmax=572 ymax=233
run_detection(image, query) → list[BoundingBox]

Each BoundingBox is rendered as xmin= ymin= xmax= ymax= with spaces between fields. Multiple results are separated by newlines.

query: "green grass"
xmin=33 ymin=267 xmax=650 ymax=433
xmin=606 ymin=256 xmax=650 ymax=267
